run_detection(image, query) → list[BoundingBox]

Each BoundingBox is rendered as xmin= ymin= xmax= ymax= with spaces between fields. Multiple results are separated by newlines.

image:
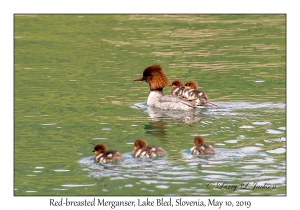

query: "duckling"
xmin=171 ymin=79 xmax=186 ymax=97
xmin=133 ymin=139 xmax=166 ymax=158
xmin=190 ymin=136 xmax=215 ymax=155
xmin=184 ymin=81 xmax=209 ymax=106
xmin=92 ymin=144 xmax=123 ymax=163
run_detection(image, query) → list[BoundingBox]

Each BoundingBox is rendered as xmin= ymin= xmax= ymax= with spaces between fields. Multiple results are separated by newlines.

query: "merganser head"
xmin=171 ymin=79 xmax=184 ymax=88
xmin=134 ymin=64 xmax=169 ymax=91
xmin=185 ymin=81 xmax=198 ymax=89
xmin=92 ymin=144 xmax=108 ymax=155
xmin=194 ymin=136 xmax=205 ymax=146
xmin=134 ymin=139 xmax=148 ymax=150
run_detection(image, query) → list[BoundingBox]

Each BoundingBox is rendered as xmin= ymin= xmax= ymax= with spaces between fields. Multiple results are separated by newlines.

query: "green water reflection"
xmin=14 ymin=14 xmax=285 ymax=196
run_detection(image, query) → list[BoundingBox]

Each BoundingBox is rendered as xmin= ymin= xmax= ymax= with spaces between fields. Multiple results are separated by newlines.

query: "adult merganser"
xmin=190 ymin=136 xmax=215 ymax=155
xmin=92 ymin=144 xmax=123 ymax=163
xmin=134 ymin=65 xmax=196 ymax=110
xmin=133 ymin=139 xmax=166 ymax=158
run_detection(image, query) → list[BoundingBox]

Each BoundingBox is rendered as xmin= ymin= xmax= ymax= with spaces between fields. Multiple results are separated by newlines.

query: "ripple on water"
xmin=53 ymin=188 xmax=68 ymax=191
xmin=207 ymin=102 xmax=285 ymax=111
xmin=240 ymin=165 xmax=260 ymax=169
xmin=54 ymin=169 xmax=70 ymax=172
xmin=101 ymin=128 xmax=111 ymax=131
xmin=264 ymin=137 xmax=285 ymax=143
xmin=266 ymin=129 xmax=283 ymax=134
xmin=156 ymin=185 xmax=170 ymax=189
xmin=252 ymin=121 xmax=271 ymax=125
xmin=78 ymin=142 xmax=282 ymax=195
xmin=239 ymin=125 xmax=255 ymax=129
xmin=266 ymin=148 xmax=286 ymax=154
xmin=203 ymin=174 xmax=231 ymax=181
xmin=224 ymin=140 xmax=239 ymax=144
xmin=61 ymin=184 xmax=96 ymax=187
xmin=239 ymin=146 xmax=261 ymax=153
xmin=41 ymin=123 xmax=56 ymax=126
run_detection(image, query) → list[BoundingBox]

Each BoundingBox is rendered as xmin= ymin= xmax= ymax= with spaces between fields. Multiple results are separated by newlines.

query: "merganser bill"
xmin=133 ymin=139 xmax=166 ymax=158
xmin=92 ymin=144 xmax=123 ymax=163
xmin=190 ymin=136 xmax=215 ymax=155
xmin=134 ymin=65 xmax=196 ymax=110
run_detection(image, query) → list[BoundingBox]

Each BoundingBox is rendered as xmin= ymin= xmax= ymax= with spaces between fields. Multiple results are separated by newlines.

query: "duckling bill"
xmin=93 ymin=144 xmax=123 ymax=163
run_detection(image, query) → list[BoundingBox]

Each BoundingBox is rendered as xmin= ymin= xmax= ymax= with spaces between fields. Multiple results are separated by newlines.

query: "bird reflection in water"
xmin=146 ymin=106 xmax=203 ymax=125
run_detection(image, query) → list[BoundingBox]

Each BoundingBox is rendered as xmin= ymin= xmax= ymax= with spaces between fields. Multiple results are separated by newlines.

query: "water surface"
xmin=14 ymin=14 xmax=286 ymax=196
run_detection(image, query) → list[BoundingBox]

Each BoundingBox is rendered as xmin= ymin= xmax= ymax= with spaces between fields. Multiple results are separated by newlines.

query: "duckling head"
xmin=92 ymin=144 xmax=108 ymax=155
xmin=194 ymin=136 xmax=205 ymax=146
xmin=185 ymin=80 xmax=198 ymax=89
xmin=171 ymin=79 xmax=184 ymax=88
xmin=134 ymin=139 xmax=148 ymax=150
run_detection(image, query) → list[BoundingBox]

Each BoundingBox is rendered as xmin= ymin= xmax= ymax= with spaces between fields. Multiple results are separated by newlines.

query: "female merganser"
xmin=134 ymin=65 xmax=196 ymax=110
xmin=92 ymin=144 xmax=123 ymax=163
xmin=190 ymin=136 xmax=215 ymax=155
xmin=133 ymin=139 xmax=166 ymax=158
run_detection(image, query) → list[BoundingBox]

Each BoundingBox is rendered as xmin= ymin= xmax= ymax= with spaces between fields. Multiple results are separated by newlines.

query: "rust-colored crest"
xmin=137 ymin=65 xmax=169 ymax=91
xmin=93 ymin=144 xmax=108 ymax=153
xmin=171 ymin=79 xmax=184 ymax=87
xmin=185 ymin=81 xmax=198 ymax=89
xmin=134 ymin=139 xmax=148 ymax=149
xmin=194 ymin=136 xmax=205 ymax=145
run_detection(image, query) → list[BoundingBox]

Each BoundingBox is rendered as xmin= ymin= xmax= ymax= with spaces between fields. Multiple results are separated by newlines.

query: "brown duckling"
xmin=184 ymin=81 xmax=209 ymax=106
xmin=171 ymin=79 xmax=186 ymax=97
xmin=92 ymin=144 xmax=123 ymax=163
xmin=190 ymin=136 xmax=215 ymax=155
xmin=133 ymin=139 xmax=166 ymax=158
